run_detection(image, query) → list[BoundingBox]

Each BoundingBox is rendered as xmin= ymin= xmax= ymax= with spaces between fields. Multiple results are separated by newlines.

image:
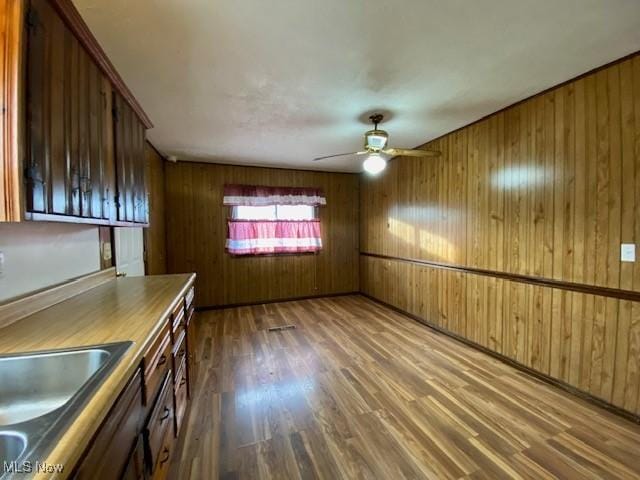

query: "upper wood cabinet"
xmin=114 ymin=93 xmax=148 ymax=224
xmin=26 ymin=0 xmax=114 ymax=220
xmin=0 ymin=0 xmax=152 ymax=225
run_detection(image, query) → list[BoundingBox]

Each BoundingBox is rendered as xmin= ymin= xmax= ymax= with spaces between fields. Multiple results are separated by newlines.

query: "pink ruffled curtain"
xmin=224 ymin=184 xmax=325 ymax=255
xmin=223 ymin=184 xmax=326 ymax=206
xmin=227 ymin=220 xmax=322 ymax=255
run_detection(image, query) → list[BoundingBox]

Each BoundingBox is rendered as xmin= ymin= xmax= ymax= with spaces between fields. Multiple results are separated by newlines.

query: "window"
xmin=232 ymin=205 xmax=316 ymax=221
xmin=223 ymin=184 xmax=326 ymax=256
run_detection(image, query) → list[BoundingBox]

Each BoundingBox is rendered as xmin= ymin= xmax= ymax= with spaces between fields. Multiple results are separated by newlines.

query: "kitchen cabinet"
xmin=169 ymin=297 xmax=188 ymax=435
xmin=26 ymin=0 xmax=114 ymax=220
xmin=172 ymin=330 xmax=188 ymax=434
xmin=143 ymin=321 xmax=171 ymax=407
xmin=114 ymin=93 xmax=148 ymax=224
xmin=0 ymin=0 xmax=152 ymax=225
xmin=150 ymin=431 xmax=175 ymax=480
xmin=73 ymin=368 xmax=145 ymax=480
xmin=71 ymin=283 xmax=196 ymax=479
xmin=144 ymin=372 xmax=174 ymax=474
xmin=121 ymin=436 xmax=147 ymax=480
xmin=185 ymin=286 xmax=197 ymax=395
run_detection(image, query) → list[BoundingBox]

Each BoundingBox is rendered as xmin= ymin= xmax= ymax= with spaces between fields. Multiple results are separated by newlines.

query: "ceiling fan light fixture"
xmin=364 ymin=130 xmax=388 ymax=150
xmin=312 ymin=113 xmax=440 ymax=164
xmin=363 ymin=153 xmax=387 ymax=175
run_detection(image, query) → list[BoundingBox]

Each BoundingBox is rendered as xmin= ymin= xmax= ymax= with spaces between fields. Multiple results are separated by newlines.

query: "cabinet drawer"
xmin=151 ymin=427 xmax=175 ymax=480
xmin=171 ymin=304 xmax=185 ymax=341
xmin=173 ymin=358 xmax=188 ymax=437
xmin=174 ymin=352 xmax=187 ymax=394
xmin=185 ymin=286 xmax=195 ymax=310
xmin=74 ymin=369 xmax=144 ymax=479
xmin=172 ymin=327 xmax=187 ymax=365
xmin=144 ymin=322 xmax=171 ymax=406
xmin=186 ymin=303 xmax=195 ymax=326
xmin=145 ymin=371 xmax=174 ymax=470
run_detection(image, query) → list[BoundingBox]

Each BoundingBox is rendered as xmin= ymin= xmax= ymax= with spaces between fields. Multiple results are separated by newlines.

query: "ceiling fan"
xmin=313 ymin=113 xmax=441 ymax=174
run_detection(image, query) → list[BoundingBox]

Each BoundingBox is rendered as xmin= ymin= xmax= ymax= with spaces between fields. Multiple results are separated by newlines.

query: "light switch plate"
xmin=101 ymin=243 xmax=112 ymax=261
xmin=621 ymin=244 xmax=636 ymax=262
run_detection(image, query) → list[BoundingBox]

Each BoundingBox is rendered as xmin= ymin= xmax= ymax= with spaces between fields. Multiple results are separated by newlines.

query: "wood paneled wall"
xmin=165 ymin=162 xmax=359 ymax=307
xmin=360 ymin=54 xmax=640 ymax=416
xmin=144 ymin=143 xmax=167 ymax=275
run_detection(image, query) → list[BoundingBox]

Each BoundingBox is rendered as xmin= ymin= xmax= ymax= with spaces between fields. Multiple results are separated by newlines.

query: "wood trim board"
xmin=0 ymin=0 xmax=25 ymax=221
xmin=361 ymin=252 xmax=640 ymax=303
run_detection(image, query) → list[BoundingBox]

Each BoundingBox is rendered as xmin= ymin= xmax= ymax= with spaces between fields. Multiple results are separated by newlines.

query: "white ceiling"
xmin=75 ymin=0 xmax=640 ymax=172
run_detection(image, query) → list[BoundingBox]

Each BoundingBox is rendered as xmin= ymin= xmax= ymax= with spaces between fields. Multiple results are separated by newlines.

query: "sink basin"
xmin=0 ymin=342 xmax=132 ymax=478
xmin=0 ymin=348 xmax=113 ymax=425
xmin=0 ymin=432 xmax=27 ymax=465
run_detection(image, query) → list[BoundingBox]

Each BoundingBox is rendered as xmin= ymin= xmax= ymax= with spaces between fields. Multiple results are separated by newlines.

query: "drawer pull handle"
xmin=159 ymin=447 xmax=170 ymax=465
xmin=159 ymin=406 xmax=170 ymax=422
xmin=157 ymin=354 xmax=167 ymax=367
xmin=180 ymin=378 xmax=187 ymax=387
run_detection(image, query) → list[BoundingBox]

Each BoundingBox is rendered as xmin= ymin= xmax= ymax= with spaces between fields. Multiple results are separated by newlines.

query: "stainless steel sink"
xmin=0 ymin=348 xmax=115 ymax=425
xmin=0 ymin=342 xmax=132 ymax=479
xmin=0 ymin=432 xmax=26 ymax=465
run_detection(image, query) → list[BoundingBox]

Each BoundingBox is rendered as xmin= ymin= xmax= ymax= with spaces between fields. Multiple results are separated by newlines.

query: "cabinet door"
xmin=26 ymin=0 xmax=114 ymax=219
xmin=121 ymin=436 xmax=146 ymax=480
xmin=81 ymin=52 xmax=111 ymax=219
xmin=25 ymin=0 xmax=53 ymax=213
xmin=74 ymin=369 xmax=144 ymax=480
xmin=114 ymin=93 xmax=148 ymax=224
xmin=186 ymin=309 xmax=197 ymax=395
xmin=144 ymin=372 xmax=174 ymax=471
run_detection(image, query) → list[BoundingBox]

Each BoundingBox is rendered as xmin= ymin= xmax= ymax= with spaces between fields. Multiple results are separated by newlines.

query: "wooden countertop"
xmin=0 ymin=273 xmax=195 ymax=479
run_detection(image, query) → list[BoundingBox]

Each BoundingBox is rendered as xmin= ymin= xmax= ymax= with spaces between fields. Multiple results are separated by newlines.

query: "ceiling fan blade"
xmin=382 ymin=147 xmax=441 ymax=158
xmin=313 ymin=151 xmax=368 ymax=161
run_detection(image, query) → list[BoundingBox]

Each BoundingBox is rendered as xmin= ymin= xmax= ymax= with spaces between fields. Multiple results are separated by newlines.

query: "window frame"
xmin=230 ymin=204 xmax=318 ymax=221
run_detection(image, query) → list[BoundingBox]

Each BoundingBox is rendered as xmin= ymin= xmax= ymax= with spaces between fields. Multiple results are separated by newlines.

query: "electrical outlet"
xmin=621 ymin=244 xmax=636 ymax=263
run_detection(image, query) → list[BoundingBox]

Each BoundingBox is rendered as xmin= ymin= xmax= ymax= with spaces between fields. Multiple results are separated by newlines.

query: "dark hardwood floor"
xmin=170 ymin=295 xmax=640 ymax=479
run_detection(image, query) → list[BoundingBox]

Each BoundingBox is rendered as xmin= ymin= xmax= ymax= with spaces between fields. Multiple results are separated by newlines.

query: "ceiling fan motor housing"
xmin=364 ymin=129 xmax=388 ymax=151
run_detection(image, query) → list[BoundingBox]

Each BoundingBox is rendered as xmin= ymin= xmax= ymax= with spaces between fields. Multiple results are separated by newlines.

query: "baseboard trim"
xmin=196 ymin=291 xmax=360 ymax=311
xmin=360 ymin=292 xmax=640 ymax=425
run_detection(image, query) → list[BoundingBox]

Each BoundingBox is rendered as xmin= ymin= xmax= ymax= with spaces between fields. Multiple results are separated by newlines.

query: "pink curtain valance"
xmin=223 ymin=184 xmax=326 ymax=206
xmin=226 ymin=220 xmax=322 ymax=255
